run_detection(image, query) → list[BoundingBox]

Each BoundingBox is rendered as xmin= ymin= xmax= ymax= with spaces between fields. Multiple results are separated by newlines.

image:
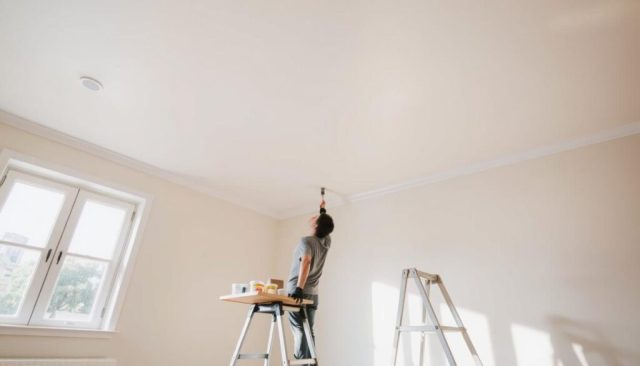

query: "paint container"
xmin=249 ymin=281 xmax=265 ymax=292
xmin=277 ymin=289 xmax=287 ymax=296
xmin=265 ymin=284 xmax=278 ymax=294
xmin=232 ymin=283 xmax=248 ymax=294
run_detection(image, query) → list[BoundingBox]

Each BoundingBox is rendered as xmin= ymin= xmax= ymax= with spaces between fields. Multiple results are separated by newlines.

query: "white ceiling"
xmin=1 ymin=0 xmax=639 ymax=218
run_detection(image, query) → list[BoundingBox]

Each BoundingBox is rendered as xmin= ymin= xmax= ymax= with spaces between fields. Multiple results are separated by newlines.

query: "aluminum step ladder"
xmin=392 ymin=268 xmax=483 ymax=366
xmin=230 ymin=302 xmax=318 ymax=366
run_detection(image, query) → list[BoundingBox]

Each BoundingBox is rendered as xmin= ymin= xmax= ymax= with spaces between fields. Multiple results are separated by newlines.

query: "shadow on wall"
xmin=372 ymin=282 xmax=639 ymax=366
xmin=548 ymin=315 xmax=640 ymax=366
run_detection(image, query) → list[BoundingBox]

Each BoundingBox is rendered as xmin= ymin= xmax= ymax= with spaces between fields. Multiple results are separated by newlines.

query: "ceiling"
xmin=1 ymin=0 xmax=639 ymax=218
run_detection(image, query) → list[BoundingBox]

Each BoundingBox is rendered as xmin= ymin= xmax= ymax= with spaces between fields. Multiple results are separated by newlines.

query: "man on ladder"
xmin=287 ymin=188 xmax=334 ymax=365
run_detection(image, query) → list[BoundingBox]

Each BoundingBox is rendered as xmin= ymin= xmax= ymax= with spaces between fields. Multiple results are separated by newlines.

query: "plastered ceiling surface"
xmin=1 ymin=0 xmax=639 ymax=217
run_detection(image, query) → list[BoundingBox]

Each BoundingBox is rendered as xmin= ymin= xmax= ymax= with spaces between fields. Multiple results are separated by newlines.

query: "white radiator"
xmin=0 ymin=360 xmax=116 ymax=366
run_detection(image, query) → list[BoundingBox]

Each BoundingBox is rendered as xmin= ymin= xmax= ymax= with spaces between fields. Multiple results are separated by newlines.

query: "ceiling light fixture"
xmin=80 ymin=76 xmax=103 ymax=91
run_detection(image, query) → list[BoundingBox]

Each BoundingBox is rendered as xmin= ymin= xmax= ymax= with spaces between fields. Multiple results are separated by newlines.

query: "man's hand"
xmin=288 ymin=287 xmax=304 ymax=304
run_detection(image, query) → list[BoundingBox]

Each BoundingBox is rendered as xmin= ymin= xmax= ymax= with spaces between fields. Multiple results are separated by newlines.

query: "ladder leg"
xmin=413 ymin=271 xmax=457 ymax=366
xmin=230 ymin=304 xmax=257 ymax=366
xmin=264 ymin=314 xmax=276 ymax=366
xmin=302 ymin=307 xmax=318 ymax=365
xmin=437 ymin=281 xmax=484 ymax=366
xmin=275 ymin=304 xmax=290 ymax=366
xmin=392 ymin=269 xmax=410 ymax=366
xmin=419 ymin=279 xmax=430 ymax=366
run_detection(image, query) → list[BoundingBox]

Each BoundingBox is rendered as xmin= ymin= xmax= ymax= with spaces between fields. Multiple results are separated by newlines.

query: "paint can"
xmin=265 ymin=284 xmax=278 ymax=294
xmin=249 ymin=280 xmax=265 ymax=292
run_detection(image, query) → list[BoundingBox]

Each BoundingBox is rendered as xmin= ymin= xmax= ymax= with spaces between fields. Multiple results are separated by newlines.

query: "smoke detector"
xmin=80 ymin=76 xmax=103 ymax=91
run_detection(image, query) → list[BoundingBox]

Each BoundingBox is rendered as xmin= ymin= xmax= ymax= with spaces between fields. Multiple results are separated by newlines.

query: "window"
xmin=0 ymin=165 xmax=143 ymax=331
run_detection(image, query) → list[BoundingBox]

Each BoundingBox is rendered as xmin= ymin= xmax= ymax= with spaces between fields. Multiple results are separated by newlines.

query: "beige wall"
xmin=2 ymin=118 xmax=639 ymax=366
xmin=275 ymin=134 xmax=640 ymax=366
xmin=0 ymin=121 xmax=279 ymax=365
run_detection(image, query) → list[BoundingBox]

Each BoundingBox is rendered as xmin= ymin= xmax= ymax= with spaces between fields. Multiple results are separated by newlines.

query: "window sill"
xmin=0 ymin=324 xmax=117 ymax=338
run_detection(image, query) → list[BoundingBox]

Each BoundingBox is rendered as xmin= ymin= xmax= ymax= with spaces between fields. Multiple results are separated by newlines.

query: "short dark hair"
xmin=314 ymin=213 xmax=334 ymax=239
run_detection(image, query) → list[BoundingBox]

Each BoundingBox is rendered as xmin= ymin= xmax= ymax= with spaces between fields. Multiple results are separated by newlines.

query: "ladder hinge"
xmin=130 ymin=211 xmax=136 ymax=222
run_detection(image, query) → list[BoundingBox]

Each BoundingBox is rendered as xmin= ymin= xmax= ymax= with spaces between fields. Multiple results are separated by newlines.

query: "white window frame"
xmin=30 ymin=190 xmax=136 ymax=329
xmin=0 ymin=170 xmax=78 ymax=325
xmin=0 ymin=149 xmax=152 ymax=337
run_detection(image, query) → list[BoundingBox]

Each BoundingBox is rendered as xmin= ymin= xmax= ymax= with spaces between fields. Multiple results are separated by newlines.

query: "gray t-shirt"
xmin=287 ymin=235 xmax=331 ymax=294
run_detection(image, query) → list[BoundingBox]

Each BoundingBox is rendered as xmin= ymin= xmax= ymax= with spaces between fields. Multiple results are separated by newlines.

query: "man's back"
xmin=287 ymin=235 xmax=331 ymax=294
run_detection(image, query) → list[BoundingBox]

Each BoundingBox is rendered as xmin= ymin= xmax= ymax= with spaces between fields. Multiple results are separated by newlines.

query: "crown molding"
xmin=348 ymin=121 xmax=640 ymax=201
xmin=2 ymin=109 xmax=638 ymax=221
xmin=0 ymin=109 xmax=281 ymax=219
xmin=278 ymin=121 xmax=640 ymax=218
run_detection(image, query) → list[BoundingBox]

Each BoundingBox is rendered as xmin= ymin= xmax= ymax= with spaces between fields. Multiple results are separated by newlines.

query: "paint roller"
xmin=320 ymin=187 xmax=327 ymax=214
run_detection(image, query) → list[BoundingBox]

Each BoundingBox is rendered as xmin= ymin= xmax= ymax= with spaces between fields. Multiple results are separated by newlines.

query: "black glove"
xmin=288 ymin=287 xmax=304 ymax=304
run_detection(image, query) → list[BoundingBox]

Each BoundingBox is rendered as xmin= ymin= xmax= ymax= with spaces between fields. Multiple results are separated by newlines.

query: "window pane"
xmin=67 ymin=200 xmax=127 ymax=260
xmin=0 ymin=181 xmax=66 ymax=247
xmin=0 ymin=244 xmax=40 ymax=316
xmin=45 ymin=256 xmax=107 ymax=322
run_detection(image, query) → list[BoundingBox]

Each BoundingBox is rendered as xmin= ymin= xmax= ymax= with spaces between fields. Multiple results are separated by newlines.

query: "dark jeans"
xmin=288 ymin=294 xmax=319 ymax=363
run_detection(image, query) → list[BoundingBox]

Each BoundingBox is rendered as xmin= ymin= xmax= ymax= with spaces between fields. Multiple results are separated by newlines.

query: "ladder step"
xmin=238 ymin=353 xmax=269 ymax=359
xmin=397 ymin=325 xmax=465 ymax=332
xmin=441 ymin=326 xmax=465 ymax=332
xmin=289 ymin=359 xmax=317 ymax=365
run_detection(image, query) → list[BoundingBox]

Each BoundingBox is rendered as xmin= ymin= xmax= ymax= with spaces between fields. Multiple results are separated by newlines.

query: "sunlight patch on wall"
xmin=511 ymin=324 xmax=554 ymax=366
xmin=439 ymin=304 xmax=496 ymax=366
xmin=371 ymin=282 xmax=398 ymax=366
xmin=371 ymin=282 xmax=427 ymax=366
xmin=571 ymin=343 xmax=590 ymax=366
xmin=405 ymin=291 xmax=426 ymax=365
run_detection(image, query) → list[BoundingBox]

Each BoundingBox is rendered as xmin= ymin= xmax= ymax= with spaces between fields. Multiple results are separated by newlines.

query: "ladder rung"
xmin=289 ymin=359 xmax=317 ymax=365
xmin=238 ymin=353 xmax=269 ymax=359
xmin=441 ymin=326 xmax=465 ymax=332
xmin=397 ymin=325 xmax=465 ymax=332
xmin=398 ymin=325 xmax=437 ymax=332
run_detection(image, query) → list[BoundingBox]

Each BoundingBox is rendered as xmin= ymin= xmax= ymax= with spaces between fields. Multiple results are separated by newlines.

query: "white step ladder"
xmin=392 ymin=268 xmax=483 ymax=366
xmin=229 ymin=302 xmax=318 ymax=366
